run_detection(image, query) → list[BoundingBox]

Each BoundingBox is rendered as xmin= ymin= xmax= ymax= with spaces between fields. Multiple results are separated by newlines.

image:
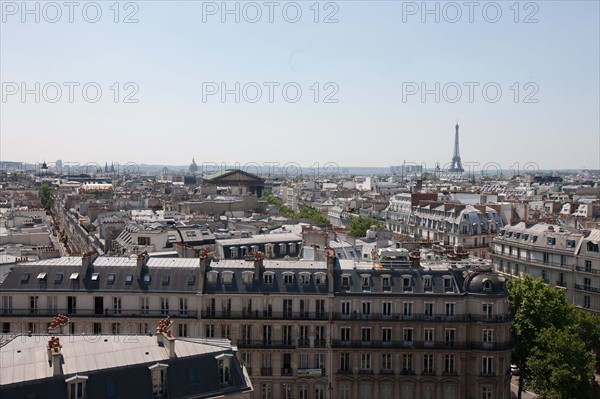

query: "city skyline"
xmin=1 ymin=1 xmax=599 ymax=169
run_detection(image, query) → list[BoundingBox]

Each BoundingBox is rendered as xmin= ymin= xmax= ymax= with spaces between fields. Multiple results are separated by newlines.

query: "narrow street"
xmin=510 ymin=376 xmax=537 ymax=399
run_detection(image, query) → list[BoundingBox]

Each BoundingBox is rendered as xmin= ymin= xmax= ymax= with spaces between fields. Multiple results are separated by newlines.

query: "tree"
xmin=38 ymin=184 xmax=53 ymax=211
xmin=347 ymin=217 xmax=380 ymax=238
xmin=527 ymin=327 xmax=596 ymax=399
xmin=507 ymin=276 xmax=573 ymax=398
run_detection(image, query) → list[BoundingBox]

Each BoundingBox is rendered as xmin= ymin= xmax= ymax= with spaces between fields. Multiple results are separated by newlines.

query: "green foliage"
xmin=508 ymin=275 xmax=599 ymax=399
xmin=527 ymin=327 xmax=595 ymax=399
xmin=347 ymin=217 xmax=380 ymax=238
xmin=38 ymin=184 xmax=53 ymax=211
xmin=261 ymin=190 xmax=329 ymax=225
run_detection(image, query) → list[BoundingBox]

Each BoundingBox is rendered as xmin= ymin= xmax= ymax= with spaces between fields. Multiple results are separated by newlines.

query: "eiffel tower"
xmin=449 ymin=122 xmax=464 ymax=173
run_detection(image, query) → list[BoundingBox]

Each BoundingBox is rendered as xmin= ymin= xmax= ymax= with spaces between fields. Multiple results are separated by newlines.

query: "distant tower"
xmin=189 ymin=158 xmax=198 ymax=173
xmin=449 ymin=123 xmax=464 ymax=173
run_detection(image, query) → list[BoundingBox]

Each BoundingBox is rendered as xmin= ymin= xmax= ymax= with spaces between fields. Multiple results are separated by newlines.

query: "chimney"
xmin=81 ymin=251 xmax=98 ymax=269
xmin=199 ymin=247 xmax=211 ymax=290
xmin=253 ymin=252 xmax=264 ymax=282
xmin=156 ymin=316 xmax=176 ymax=358
xmin=137 ymin=251 xmax=149 ymax=275
xmin=326 ymin=247 xmax=336 ymax=294
xmin=47 ymin=336 xmax=63 ymax=376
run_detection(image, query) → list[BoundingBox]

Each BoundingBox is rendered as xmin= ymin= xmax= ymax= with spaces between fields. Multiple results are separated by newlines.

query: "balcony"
xmin=379 ymin=369 xmax=394 ymax=375
xmin=237 ymin=340 xmax=296 ymax=349
xmin=331 ymin=340 xmax=516 ymax=351
xmin=576 ymin=266 xmax=599 ymax=275
xmin=314 ymin=339 xmax=327 ymax=348
xmin=337 ymin=369 xmax=353 ymax=375
xmin=575 ymin=284 xmax=600 ymax=293
xmin=331 ymin=312 xmax=513 ymax=323
xmin=280 ymin=368 xmax=293 ymax=376
xmin=297 ymin=339 xmax=310 ymax=348
xmin=260 ymin=367 xmax=273 ymax=376
xmin=201 ymin=310 xmax=328 ymax=320
xmin=3 ymin=308 xmax=197 ymax=318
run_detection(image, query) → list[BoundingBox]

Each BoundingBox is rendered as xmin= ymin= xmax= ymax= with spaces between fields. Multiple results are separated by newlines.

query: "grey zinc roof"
xmin=0 ymin=335 xmax=228 ymax=386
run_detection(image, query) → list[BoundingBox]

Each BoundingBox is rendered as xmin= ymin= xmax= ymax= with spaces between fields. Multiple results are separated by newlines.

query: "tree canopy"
xmin=507 ymin=275 xmax=599 ymax=399
xmin=38 ymin=184 xmax=53 ymax=211
xmin=347 ymin=217 xmax=380 ymax=238
xmin=261 ymin=191 xmax=329 ymax=225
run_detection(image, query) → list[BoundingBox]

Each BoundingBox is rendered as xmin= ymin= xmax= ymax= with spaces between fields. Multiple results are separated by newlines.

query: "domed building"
xmin=189 ymin=158 xmax=198 ymax=173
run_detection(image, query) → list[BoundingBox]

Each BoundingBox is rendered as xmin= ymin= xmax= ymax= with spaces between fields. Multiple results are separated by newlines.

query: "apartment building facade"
xmin=490 ymin=222 xmax=600 ymax=314
xmin=1 ymin=252 xmax=514 ymax=399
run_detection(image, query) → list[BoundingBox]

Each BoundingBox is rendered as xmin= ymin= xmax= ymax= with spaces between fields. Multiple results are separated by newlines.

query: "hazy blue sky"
xmin=1 ymin=1 xmax=599 ymax=170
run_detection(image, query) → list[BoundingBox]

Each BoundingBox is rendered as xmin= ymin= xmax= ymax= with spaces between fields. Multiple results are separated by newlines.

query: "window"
xmin=93 ymin=323 xmax=101 ymax=334
xmin=139 ymin=323 xmax=149 ymax=334
xmin=138 ymin=236 xmax=151 ymax=246
xmin=483 ymin=329 xmax=493 ymax=347
xmin=222 ymin=271 xmax=234 ymax=284
xmin=111 ymin=323 xmax=120 ymax=334
xmin=382 ymin=275 xmax=391 ymax=290
xmin=48 ymin=296 xmax=57 ymax=315
xmin=241 ymin=352 xmax=252 ymax=372
xmin=299 ymin=273 xmax=310 ymax=285
xmin=382 ymin=301 xmax=392 ymax=317
xmin=360 ymin=353 xmax=371 ymax=371
xmin=282 ymin=384 xmax=292 ymax=399
xmin=340 ymin=353 xmax=350 ymax=372
xmin=161 ymin=275 xmax=170 ymax=286
xmin=584 ymin=295 xmax=591 ymax=309
xmin=342 ymin=275 xmax=350 ymax=289
xmin=242 ymin=325 xmax=252 ymax=344
xmin=382 ymin=353 xmax=392 ymax=371
xmin=299 ymin=353 xmax=309 ymax=368
xmin=150 ymin=365 xmax=167 ymax=399
xmin=481 ymin=387 xmax=493 ymax=399
xmin=283 ymin=299 xmax=293 ymax=318
xmin=205 ymin=324 xmax=215 ymax=338
xmin=125 ymin=275 xmax=133 ymax=285
xmin=403 ymin=328 xmax=413 ymax=344
xmin=402 ymin=354 xmax=413 ymax=373
xmin=37 ymin=272 xmax=47 ymax=281
xmin=588 ymin=241 xmax=599 ymax=252
xmin=424 ymin=328 xmax=434 ymax=345
xmin=585 ymin=260 xmax=592 ymax=272
xmin=361 ymin=275 xmax=370 ymax=290
xmin=547 ymin=237 xmax=556 ymax=245
xmin=423 ymin=276 xmax=432 ymax=290
xmin=315 ymin=353 xmax=324 ymax=369
xmin=20 ymin=273 xmax=30 ymax=283
xmin=66 ymin=376 xmax=88 ymax=399
xmin=29 ymin=296 xmax=38 ymax=314
xmin=112 ymin=297 xmax=122 ymax=314
xmin=283 ymin=273 xmax=294 ymax=285
xmin=315 ymin=325 xmax=325 ymax=346
xmin=423 ymin=354 xmax=434 ymax=374
xmin=483 ymin=279 xmax=492 ymax=291
xmin=483 ymin=304 xmax=493 ymax=320
xmin=178 ymin=323 xmax=188 ymax=337
xmin=443 ymin=277 xmax=452 ymax=291
xmin=142 ymin=274 xmax=150 ymax=284
xmin=315 ymin=272 xmax=326 ymax=285
xmin=403 ymin=302 xmax=413 ymax=317
xmin=315 ymin=299 xmax=325 ymax=318
xmin=179 ymin=298 xmax=188 ymax=316
xmin=107 ymin=274 xmax=115 ymax=284
xmin=140 ymin=298 xmax=149 ymax=315
xmin=445 ymin=329 xmax=456 ymax=346
xmin=299 ymin=384 xmax=308 ymax=399
xmin=55 ymin=273 xmax=64 ymax=284
xmin=424 ymin=302 xmax=434 ymax=317
xmin=402 ymin=277 xmax=411 ymax=290
xmin=340 ymin=383 xmax=351 ymax=399
xmin=282 ymin=325 xmax=292 ymax=345
xmin=382 ymin=327 xmax=392 ymax=342
xmin=340 ymin=327 xmax=351 ymax=342
xmin=341 ymin=301 xmax=351 ymax=317
xmin=444 ymin=355 xmax=455 ymax=374
xmin=264 ymin=273 xmax=274 ymax=284
xmin=362 ymin=301 xmax=371 ymax=317
xmin=242 ymin=271 xmax=253 ymax=284
xmin=160 ymin=298 xmax=169 ymax=315
xmin=217 ymin=355 xmax=232 ymax=386
xmin=361 ymin=327 xmax=371 ymax=343
xmin=186 ymin=275 xmax=195 ymax=285
xmin=230 ymin=247 xmax=238 ymax=258
xmin=482 ymin=356 xmax=493 ymax=375
xmin=262 ymin=325 xmax=272 ymax=345
xmin=445 ymin=302 xmax=455 ymax=318
xmin=289 ymin=243 xmax=296 ymax=254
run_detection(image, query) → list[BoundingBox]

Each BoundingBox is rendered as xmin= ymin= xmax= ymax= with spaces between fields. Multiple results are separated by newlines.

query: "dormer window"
xmin=66 ymin=375 xmax=88 ymax=399
xmin=423 ymin=276 xmax=432 ymax=291
xmin=587 ymin=241 xmax=599 ymax=253
xmin=483 ymin=279 xmax=492 ymax=291
xmin=566 ymin=239 xmax=576 ymax=248
xmin=55 ymin=273 xmax=63 ymax=284
xmin=222 ymin=271 xmax=234 ymax=285
xmin=142 ymin=274 xmax=151 ymax=284
xmin=242 ymin=271 xmax=254 ymax=284
xmin=361 ymin=275 xmax=370 ymax=291
xmin=264 ymin=272 xmax=274 ymax=284
xmin=443 ymin=276 xmax=453 ymax=292
xmin=215 ymin=354 xmax=233 ymax=387
xmin=522 ymin=234 xmax=529 ymax=241
xmin=230 ymin=247 xmax=238 ymax=258
xmin=514 ymin=233 xmax=521 ymax=239
xmin=125 ymin=275 xmax=133 ymax=285
xmin=532 ymin=235 xmax=538 ymax=243
xmin=283 ymin=273 xmax=294 ymax=285
xmin=382 ymin=275 xmax=391 ymax=290
xmin=207 ymin=271 xmax=218 ymax=284
xmin=402 ymin=275 xmax=412 ymax=291
xmin=107 ymin=274 xmax=115 ymax=284
xmin=37 ymin=272 xmax=47 ymax=281
xmin=299 ymin=272 xmax=311 ymax=285
xmin=547 ymin=237 xmax=556 ymax=246
xmin=315 ymin=272 xmax=326 ymax=285
xmin=70 ymin=273 xmax=79 ymax=281
xmin=289 ymin=243 xmax=297 ymax=254
xmin=279 ymin=243 xmax=287 ymax=255
xmin=506 ymin=231 xmax=513 ymax=238
xmin=186 ymin=275 xmax=195 ymax=285
xmin=91 ymin=273 xmax=99 ymax=282
xmin=341 ymin=275 xmax=350 ymax=289
xmin=161 ymin=275 xmax=170 ymax=286
xmin=149 ymin=364 xmax=168 ymax=399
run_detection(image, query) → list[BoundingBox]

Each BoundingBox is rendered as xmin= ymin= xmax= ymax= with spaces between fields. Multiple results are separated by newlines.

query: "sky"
xmin=1 ymin=0 xmax=599 ymax=171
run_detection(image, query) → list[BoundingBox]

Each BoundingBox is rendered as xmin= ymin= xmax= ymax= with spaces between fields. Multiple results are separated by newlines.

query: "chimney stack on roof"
xmin=253 ymin=252 xmax=264 ymax=282
xmin=137 ymin=251 xmax=149 ymax=275
xmin=47 ymin=336 xmax=63 ymax=376
xmin=156 ymin=316 xmax=176 ymax=358
xmin=82 ymin=251 xmax=98 ymax=269
xmin=326 ymin=247 xmax=336 ymax=293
